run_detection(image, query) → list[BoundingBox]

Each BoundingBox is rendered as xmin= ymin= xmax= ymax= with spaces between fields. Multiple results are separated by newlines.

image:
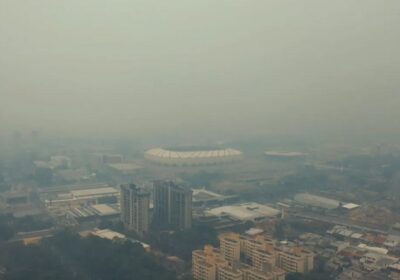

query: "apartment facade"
xmin=120 ymin=184 xmax=150 ymax=236
xmin=242 ymin=267 xmax=285 ymax=280
xmin=193 ymin=231 xmax=314 ymax=280
xmin=217 ymin=265 xmax=243 ymax=280
xmin=193 ymin=245 xmax=228 ymax=280
xmin=220 ymin=233 xmax=241 ymax=263
xmin=275 ymin=247 xmax=314 ymax=273
xmin=153 ymin=180 xmax=192 ymax=230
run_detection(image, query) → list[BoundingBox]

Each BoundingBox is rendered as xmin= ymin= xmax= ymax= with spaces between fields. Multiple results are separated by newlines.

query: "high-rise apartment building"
xmin=275 ymin=247 xmax=314 ymax=273
xmin=192 ymin=230 xmax=314 ymax=280
xmin=217 ymin=265 xmax=243 ymax=280
xmin=242 ymin=266 xmax=285 ymax=280
xmin=240 ymin=235 xmax=276 ymax=267
xmin=219 ymin=233 xmax=241 ymax=264
xmin=192 ymin=245 xmax=228 ymax=280
xmin=153 ymin=180 xmax=192 ymax=230
xmin=120 ymin=184 xmax=150 ymax=236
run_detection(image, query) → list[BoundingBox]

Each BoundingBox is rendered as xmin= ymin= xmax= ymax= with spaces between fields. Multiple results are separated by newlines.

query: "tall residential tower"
xmin=153 ymin=180 xmax=192 ymax=230
xmin=120 ymin=184 xmax=150 ymax=236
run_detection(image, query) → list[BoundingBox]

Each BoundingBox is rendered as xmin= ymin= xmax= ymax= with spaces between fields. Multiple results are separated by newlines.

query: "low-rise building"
xmin=207 ymin=203 xmax=280 ymax=222
xmin=44 ymin=187 xmax=119 ymax=208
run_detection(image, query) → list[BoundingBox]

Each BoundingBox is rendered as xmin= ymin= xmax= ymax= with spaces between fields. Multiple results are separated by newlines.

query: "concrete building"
xmin=206 ymin=203 xmax=280 ymax=222
xmin=192 ymin=242 xmax=286 ymax=280
xmin=153 ymin=181 xmax=192 ymax=230
xmin=192 ymin=245 xmax=228 ymax=280
xmin=275 ymin=247 xmax=314 ymax=273
xmin=240 ymin=234 xmax=276 ymax=262
xmin=192 ymin=188 xmax=238 ymax=207
xmin=68 ymin=203 xmax=119 ymax=219
xmin=294 ymin=193 xmax=360 ymax=210
xmin=44 ymin=187 xmax=119 ymax=209
xmin=107 ymin=163 xmax=143 ymax=175
xmin=242 ymin=267 xmax=285 ymax=280
xmin=120 ymin=184 xmax=150 ymax=236
xmin=252 ymin=249 xmax=276 ymax=272
xmin=193 ymin=231 xmax=313 ymax=280
xmin=217 ymin=265 xmax=243 ymax=280
xmin=219 ymin=233 xmax=241 ymax=264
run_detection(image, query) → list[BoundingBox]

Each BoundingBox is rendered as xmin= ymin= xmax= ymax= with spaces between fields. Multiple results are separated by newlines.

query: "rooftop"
xmin=264 ymin=151 xmax=307 ymax=157
xmin=207 ymin=203 xmax=280 ymax=221
xmin=245 ymin=228 xmax=264 ymax=236
xmin=92 ymin=229 xmax=126 ymax=240
xmin=90 ymin=204 xmax=119 ymax=216
xmin=358 ymin=244 xmax=389 ymax=255
xmin=91 ymin=229 xmax=150 ymax=249
xmin=107 ymin=163 xmax=143 ymax=172
xmin=192 ymin=188 xmax=232 ymax=202
xmin=71 ymin=187 xmax=119 ymax=198
xmin=294 ymin=193 xmax=341 ymax=209
xmin=342 ymin=203 xmax=360 ymax=210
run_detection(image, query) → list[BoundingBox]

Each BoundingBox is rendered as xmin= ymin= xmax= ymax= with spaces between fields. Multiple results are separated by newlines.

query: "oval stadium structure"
xmin=145 ymin=147 xmax=242 ymax=166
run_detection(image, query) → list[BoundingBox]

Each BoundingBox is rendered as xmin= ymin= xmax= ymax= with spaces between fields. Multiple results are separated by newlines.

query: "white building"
xmin=206 ymin=203 xmax=280 ymax=222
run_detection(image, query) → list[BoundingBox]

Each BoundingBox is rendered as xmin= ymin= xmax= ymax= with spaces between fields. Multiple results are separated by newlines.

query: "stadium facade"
xmin=145 ymin=147 xmax=242 ymax=166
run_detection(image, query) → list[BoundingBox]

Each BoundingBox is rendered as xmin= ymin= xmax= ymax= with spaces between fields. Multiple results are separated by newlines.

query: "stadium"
xmin=144 ymin=147 xmax=242 ymax=166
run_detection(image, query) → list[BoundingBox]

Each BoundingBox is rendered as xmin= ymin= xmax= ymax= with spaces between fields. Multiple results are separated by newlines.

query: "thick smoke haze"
xmin=1 ymin=0 xmax=399 ymax=140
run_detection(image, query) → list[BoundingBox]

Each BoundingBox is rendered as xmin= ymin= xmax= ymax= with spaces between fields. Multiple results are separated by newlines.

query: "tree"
xmin=149 ymin=225 xmax=218 ymax=259
xmin=0 ymin=231 xmax=177 ymax=280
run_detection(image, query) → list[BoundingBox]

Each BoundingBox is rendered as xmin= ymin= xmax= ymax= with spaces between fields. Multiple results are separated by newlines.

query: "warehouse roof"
xmin=71 ymin=187 xmax=119 ymax=198
xmin=294 ymin=193 xmax=341 ymax=209
xmin=91 ymin=204 xmax=119 ymax=216
xmin=207 ymin=203 xmax=280 ymax=221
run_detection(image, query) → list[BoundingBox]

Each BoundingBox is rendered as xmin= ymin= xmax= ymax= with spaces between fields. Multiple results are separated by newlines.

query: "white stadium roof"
xmin=145 ymin=147 xmax=242 ymax=166
xmin=146 ymin=148 xmax=242 ymax=158
xmin=264 ymin=151 xmax=306 ymax=157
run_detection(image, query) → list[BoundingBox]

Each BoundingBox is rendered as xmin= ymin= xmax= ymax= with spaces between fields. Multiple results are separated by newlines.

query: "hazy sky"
xmin=1 ymin=0 xmax=399 ymax=140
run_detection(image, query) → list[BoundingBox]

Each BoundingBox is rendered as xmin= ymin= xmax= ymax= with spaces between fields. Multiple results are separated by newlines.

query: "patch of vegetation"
xmin=0 ymin=214 xmax=53 ymax=241
xmin=148 ymin=225 xmax=219 ymax=259
xmin=0 ymin=230 xmax=176 ymax=280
